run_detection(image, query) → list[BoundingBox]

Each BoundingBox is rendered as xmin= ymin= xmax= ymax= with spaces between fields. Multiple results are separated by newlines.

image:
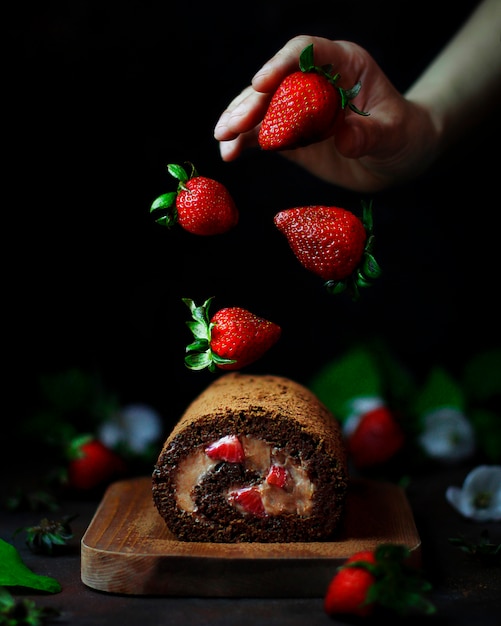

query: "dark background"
xmin=5 ymin=0 xmax=500 ymax=440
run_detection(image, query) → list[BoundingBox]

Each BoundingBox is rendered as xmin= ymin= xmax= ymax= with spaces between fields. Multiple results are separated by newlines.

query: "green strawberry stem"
xmin=149 ymin=162 xmax=199 ymax=228
xmin=183 ymin=297 xmax=236 ymax=372
xmin=325 ymin=200 xmax=381 ymax=300
xmin=299 ymin=43 xmax=369 ymax=117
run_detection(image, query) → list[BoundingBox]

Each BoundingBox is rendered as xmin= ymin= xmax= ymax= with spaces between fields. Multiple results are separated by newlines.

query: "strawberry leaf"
xmin=298 ymin=43 xmax=315 ymax=71
xmin=185 ymin=320 xmax=210 ymax=342
xmin=150 ymin=192 xmax=176 ymax=212
xmin=150 ymin=191 xmax=178 ymax=227
xmin=166 ymin=163 xmax=189 ymax=183
xmin=0 ymin=588 xmax=61 ymax=626
xmin=297 ymin=44 xmax=369 ymax=116
xmin=368 ymin=544 xmax=436 ymax=616
xmin=182 ymin=297 xmax=237 ymax=372
xmin=185 ymin=338 xmax=209 ymax=352
xmin=184 ymin=351 xmax=212 ymax=371
xmin=363 ymin=253 xmax=381 ymax=279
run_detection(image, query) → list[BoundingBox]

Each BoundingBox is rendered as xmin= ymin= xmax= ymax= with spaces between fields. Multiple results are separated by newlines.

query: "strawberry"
xmin=324 ymin=549 xmax=377 ymax=617
xmin=324 ymin=545 xmax=436 ymax=617
xmin=347 ymin=406 xmax=405 ymax=469
xmin=229 ymin=486 xmax=266 ymax=517
xmin=66 ymin=435 xmax=127 ymax=491
xmin=183 ymin=297 xmax=281 ymax=372
xmin=274 ymin=200 xmax=381 ymax=299
xmin=266 ymin=464 xmax=288 ymax=488
xmin=258 ymin=43 xmax=369 ymax=151
xmin=150 ymin=162 xmax=238 ymax=235
xmin=205 ymin=435 xmax=245 ymax=463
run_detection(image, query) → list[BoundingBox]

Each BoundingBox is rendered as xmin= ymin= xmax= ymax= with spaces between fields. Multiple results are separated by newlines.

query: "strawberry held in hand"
xmin=274 ymin=200 xmax=381 ymax=299
xmin=259 ymin=43 xmax=369 ymax=151
xmin=150 ymin=162 xmax=238 ymax=235
xmin=183 ymin=297 xmax=281 ymax=372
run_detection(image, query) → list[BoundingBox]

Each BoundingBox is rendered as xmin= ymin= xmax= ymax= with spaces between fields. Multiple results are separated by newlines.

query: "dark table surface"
xmin=1 ymin=463 xmax=500 ymax=626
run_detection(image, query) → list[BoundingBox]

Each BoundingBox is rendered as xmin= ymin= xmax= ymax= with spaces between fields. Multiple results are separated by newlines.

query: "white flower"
xmin=446 ymin=465 xmax=501 ymax=522
xmin=418 ymin=407 xmax=475 ymax=463
xmin=98 ymin=403 xmax=163 ymax=454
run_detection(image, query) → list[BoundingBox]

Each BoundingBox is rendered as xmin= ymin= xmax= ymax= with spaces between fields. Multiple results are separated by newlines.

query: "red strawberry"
xmin=205 ymin=435 xmax=245 ymax=463
xmin=229 ymin=486 xmax=266 ymax=517
xmin=258 ymin=43 xmax=368 ymax=151
xmin=274 ymin=201 xmax=380 ymax=299
xmin=183 ymin=297 xmax=281 ymax=372
xmin=266 ymin=464 xmax=288 ymax=488
xmin=150 ymin=162 xmax=238 ymax=236
xmin=347 ymin=406 xmax=405 ymax=469
xmin=325 ymin=545 xmax=436 ymax=617
xmin=324 ymin=549 xmax=377 ymax=617
xmin=66 ymin=435 xmax=127 ymax=491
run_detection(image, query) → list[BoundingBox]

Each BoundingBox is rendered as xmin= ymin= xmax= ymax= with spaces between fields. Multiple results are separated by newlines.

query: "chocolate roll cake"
xmin=152 ymin=373 xmax=348 ymax=542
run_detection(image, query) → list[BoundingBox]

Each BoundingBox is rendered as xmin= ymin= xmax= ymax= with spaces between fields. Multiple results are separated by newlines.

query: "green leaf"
xmin=414 ymin=367 xmax=465 ymax=417
xmin=184 ymin=352 xmax=212 ymax=371
xmin=363 ymin=253 xmax=382 ymax=279
xmin=362 ymin=199 xmax=374 ymax=231
xmin=0 ymin=587 xmax=61 ymax=625
xmin=0 ymin=539 xmax=61 ymax=593
xmin=298 ymin=43 xmax=315 ymax=71
xmin=150 ymin=192 xmax=176 ymax=213
xmin=344 ymin=81 xmax=362 ymax=101
xmin=309 ymin=346 xmax=383 ymax=422
xmin=186 ymin=320 xmax=210 ymax=342
xmin=166 ymin=163 xmax=188 ymax=183
xmin=324 ymin=279 xmax=347 ymax=295
xmin=185 ymin=338 xmax=209 ymax=353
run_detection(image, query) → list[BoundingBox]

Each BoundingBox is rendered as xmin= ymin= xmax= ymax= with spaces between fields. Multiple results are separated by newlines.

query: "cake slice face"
xmin=152 ymin=373 xmax=349 ymax=543
xmin=174 ymin=435 xmax=315 ymax=518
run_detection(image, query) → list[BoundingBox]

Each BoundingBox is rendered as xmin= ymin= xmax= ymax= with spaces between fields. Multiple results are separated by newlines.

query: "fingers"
xmin=215 ymin=36 xmax=322 ymax=147
xmin=251 ymin=35 xmax=319 ymax=91
xmin=214 ymin=36 xmax=377 ymax=163
xmin=219 ymin=129 xmax=260 ymax=162
xmin=214 ymin=86 xmax=270 ymax=141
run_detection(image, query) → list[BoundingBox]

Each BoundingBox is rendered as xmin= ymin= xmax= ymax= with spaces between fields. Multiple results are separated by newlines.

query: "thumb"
xmin=333 ymin=113 xmax=383 ymax=159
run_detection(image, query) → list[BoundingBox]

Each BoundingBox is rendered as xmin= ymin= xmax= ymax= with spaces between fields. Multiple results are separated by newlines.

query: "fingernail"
xmin=215 ymin=111 xmax=229 ymax=132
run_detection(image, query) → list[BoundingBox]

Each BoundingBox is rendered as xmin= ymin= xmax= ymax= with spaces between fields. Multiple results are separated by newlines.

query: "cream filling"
xmin=173 ymin=435 xmax=315 ymax=517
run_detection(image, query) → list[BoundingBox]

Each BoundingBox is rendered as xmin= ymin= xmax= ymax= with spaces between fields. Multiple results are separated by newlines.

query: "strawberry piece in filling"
xmin=266 ymin=464 xmax=288 ymax=488
xmin=205 ymin=435 xmax=245 ymax=463
xmin=228 ymin=486 xmax=267 ymax=517
xmin=174 ymin=434 xmax=315 ymax=517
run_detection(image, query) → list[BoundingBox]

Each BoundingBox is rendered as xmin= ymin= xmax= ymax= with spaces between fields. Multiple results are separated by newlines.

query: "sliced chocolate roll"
xmin=152 ymin=373 xmax=348 ymax=542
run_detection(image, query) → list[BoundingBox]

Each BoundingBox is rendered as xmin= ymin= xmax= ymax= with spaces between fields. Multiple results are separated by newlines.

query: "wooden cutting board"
xmin=81 ymin=476 xmax=420 ymax=598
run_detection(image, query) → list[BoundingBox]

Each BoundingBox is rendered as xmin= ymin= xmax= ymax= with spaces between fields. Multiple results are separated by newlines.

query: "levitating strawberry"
xmin=150 ymin=162 xmax=238 ymax=235
xmin=66 ymin=435 xmax=127 ymax=492
xmin=274 ymin=200 xmax=381 ymax=299
xmin=346 ymin=406 xmax=405 ymax=469
xmin=183 ymin=297 xmax=281 ymax=372
xmin=259 ymin=43 xmax=369 ymax=151
xmin=324 ymin=545 xmax=436 ymax=618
